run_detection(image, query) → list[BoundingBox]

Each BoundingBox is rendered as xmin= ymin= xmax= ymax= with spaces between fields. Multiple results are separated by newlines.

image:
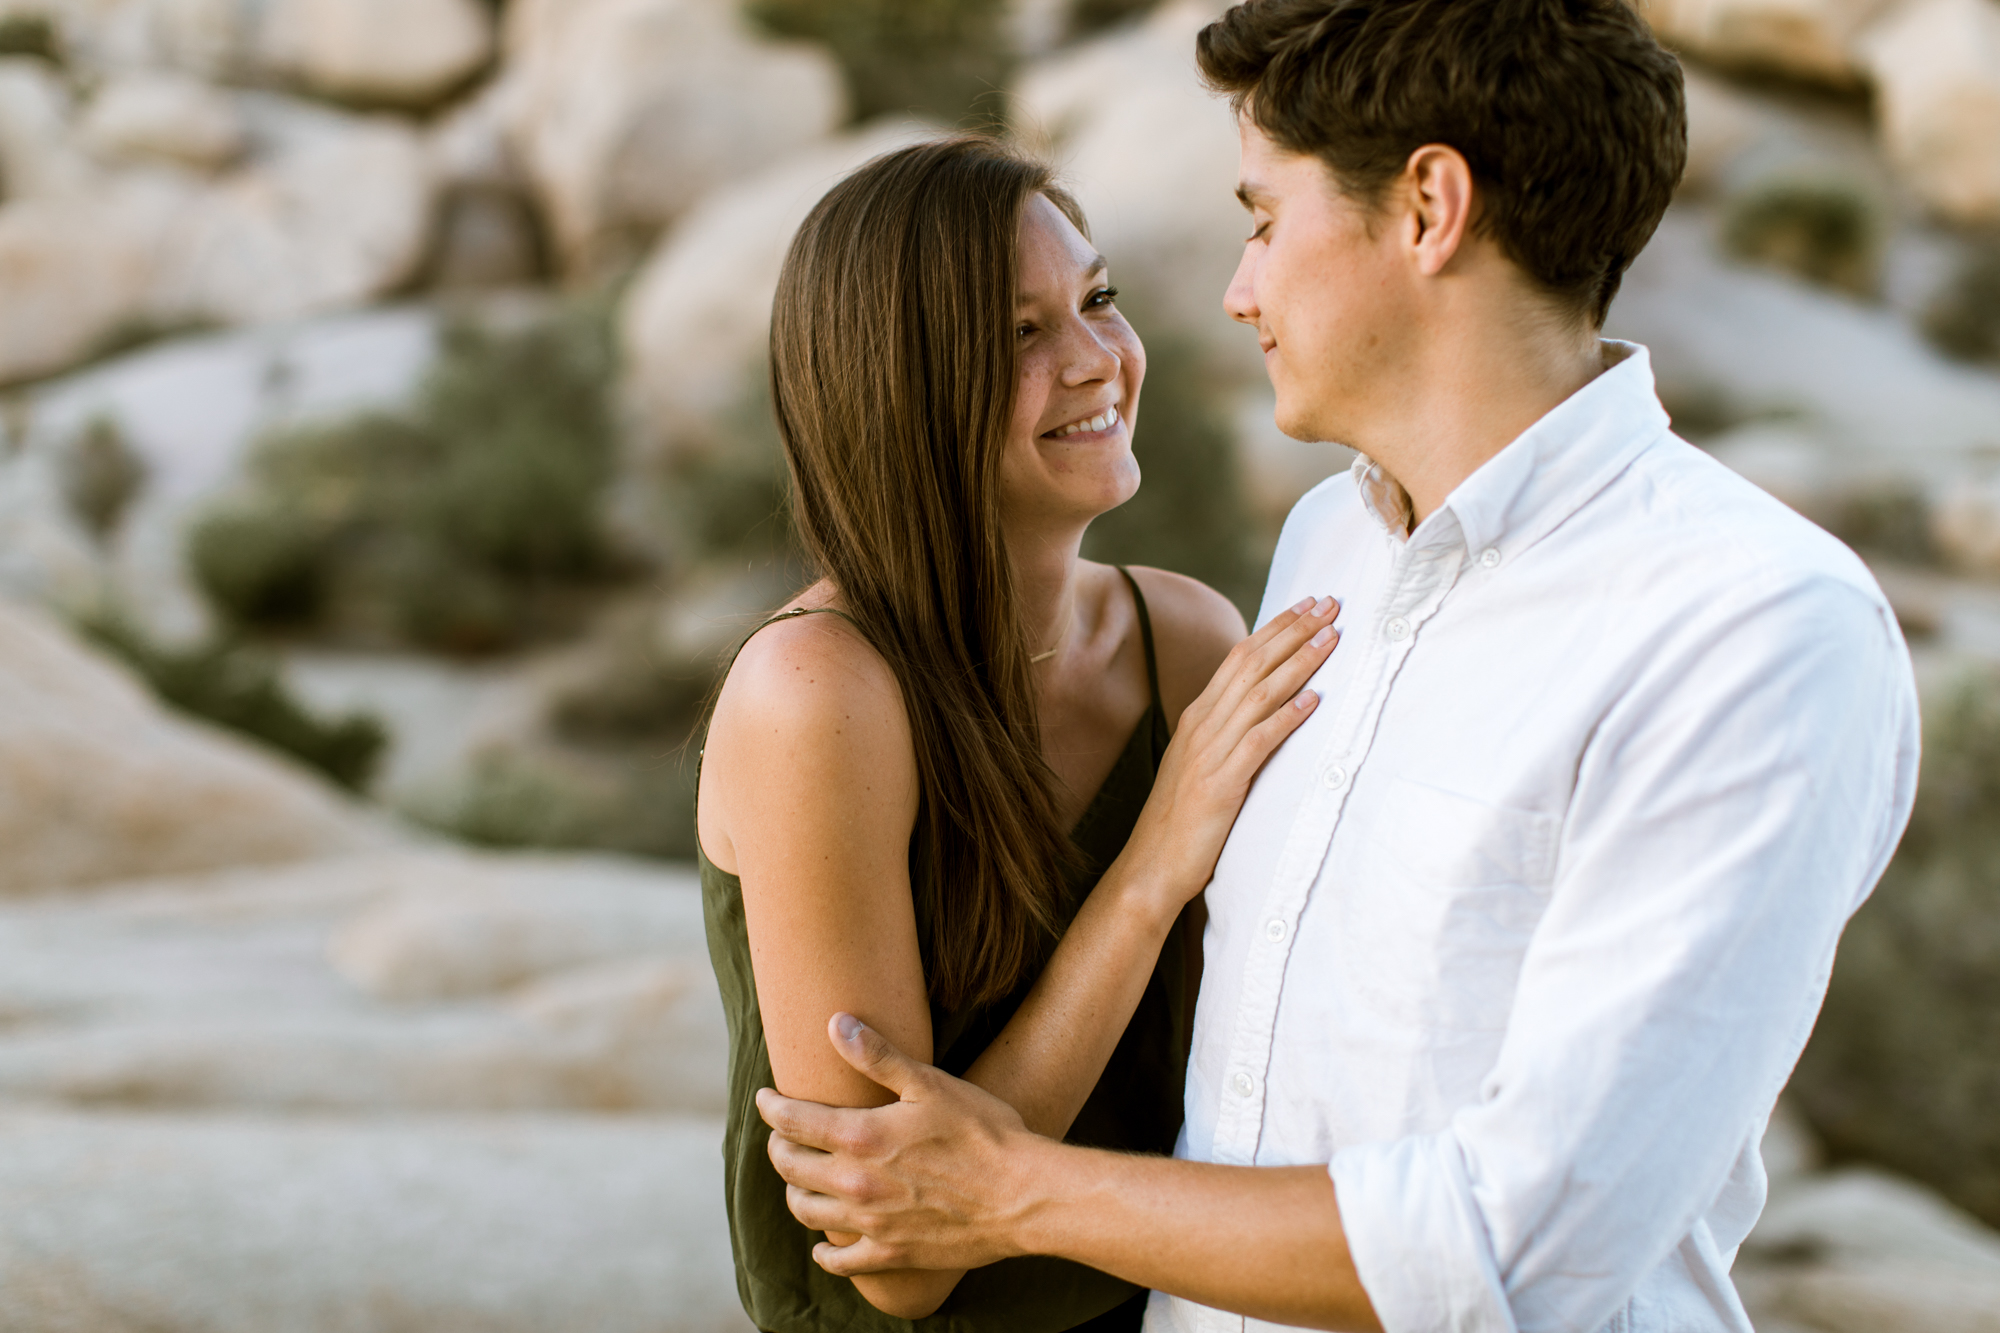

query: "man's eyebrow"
xmin=1235 ymin=180 xmax=1269 ymax=210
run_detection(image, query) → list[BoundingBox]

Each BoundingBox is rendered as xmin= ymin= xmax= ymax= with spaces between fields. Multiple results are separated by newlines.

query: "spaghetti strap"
xmin=1116 ymin=566 xmax=1163 ymax=715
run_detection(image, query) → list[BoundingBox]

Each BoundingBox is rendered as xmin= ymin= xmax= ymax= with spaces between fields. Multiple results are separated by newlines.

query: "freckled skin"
xmin=997 ymin=195 xmax=1147 ymax=540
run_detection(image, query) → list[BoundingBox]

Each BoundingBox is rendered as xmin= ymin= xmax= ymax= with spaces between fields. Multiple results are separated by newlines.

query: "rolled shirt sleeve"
xmin=1330 ymin=570 xmax=1920 ymax=1333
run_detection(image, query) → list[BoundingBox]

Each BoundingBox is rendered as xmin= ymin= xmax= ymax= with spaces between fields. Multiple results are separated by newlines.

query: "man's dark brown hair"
xmin=1197 ymin=0 xmax=1687 ymax=326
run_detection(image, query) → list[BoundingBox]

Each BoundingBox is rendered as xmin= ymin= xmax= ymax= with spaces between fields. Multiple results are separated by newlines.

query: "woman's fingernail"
xmin=1313 ymin=595 xmax=1335 ymax=616
xmin=1311 ymin=626 xmax=1334 ymax=647
xmin=1294 ymin=690 xmax=1318 ymax=709
xmin=1291 ymin=597 xmax=1314 ymax=614
xmin=835 ymin=1014 xmax=864 ymax=1042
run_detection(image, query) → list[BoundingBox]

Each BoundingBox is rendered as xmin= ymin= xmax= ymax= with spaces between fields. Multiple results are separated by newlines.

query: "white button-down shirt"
xmin=1147 ymin=344 xmax=1920 ymax=1333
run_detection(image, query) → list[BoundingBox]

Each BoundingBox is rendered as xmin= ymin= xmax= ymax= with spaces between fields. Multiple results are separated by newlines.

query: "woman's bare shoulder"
xmin=701 ymin=609 xmax=917 ymax=870
xmin=1117 ymin=566 xmax=1249 ymax=724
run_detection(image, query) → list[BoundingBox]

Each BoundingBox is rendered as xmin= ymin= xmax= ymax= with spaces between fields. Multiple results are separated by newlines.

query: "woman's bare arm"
xmin=712 ymin=594 xmax=1337 ymax=1317
xmin=701 ymin=613 xmax=947 ymax=1317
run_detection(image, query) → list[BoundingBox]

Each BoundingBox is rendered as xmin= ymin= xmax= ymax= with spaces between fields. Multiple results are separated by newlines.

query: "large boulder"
xmin=620 ymin=118 xmax=933 ymax=467
xmin=155 ymin=97 xmax=434 ymax=326
xmin=77 ymin=69 xmax=248 ymax=170
xmin=1012 ymin=0 xmax=1260 ymax=387
xmin=0 ymin=1108 xmax=751 ymax=1333
xmin=1606 ymin=204 xmax=2000 ymax=485
xmin=0 ymin=57 xmax=97 ymax=200
xmin=1642 ymin=0 xmax=1894 ymax=85
xmin=0 ymin=173 xmax=188 ymax=386
xmin=255 ymin=0 xmax=495 ymax=109
xmin=1737 ymin=1168 xmax=2000 ymax=1333
xmin=0 ymin=850 xmax=727 ymax=1112
xmin=0 ymin=91 xmax=436 ymax=389
xmin=1859 ymin=0 xmax=2000 ymax=226
xmin=1935 ymin=473 xmax=2000 ymax=575
xmin=0 ymin=595 xmax=383 ymax=894
xmin=20 ymin=0 xmax=491 ymax=108
xmin=502 ymin=0 xmax=848 ymax=275
xmin=330 ymin=860 xmax=709 ymax=1000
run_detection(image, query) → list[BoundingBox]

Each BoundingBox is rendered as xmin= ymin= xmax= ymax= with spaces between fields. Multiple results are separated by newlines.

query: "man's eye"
xmin=1245 ymin=221 xmax=1270 ymax=243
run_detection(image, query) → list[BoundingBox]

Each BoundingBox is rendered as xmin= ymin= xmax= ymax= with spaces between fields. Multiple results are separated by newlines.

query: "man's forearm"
xmin=1012 ymin=1138 xmax=1382 ymax=1333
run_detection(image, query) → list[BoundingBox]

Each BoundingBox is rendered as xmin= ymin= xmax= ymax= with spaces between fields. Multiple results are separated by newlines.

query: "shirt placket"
xmin=1207 ymin=524 xmax=1469 ymax=1180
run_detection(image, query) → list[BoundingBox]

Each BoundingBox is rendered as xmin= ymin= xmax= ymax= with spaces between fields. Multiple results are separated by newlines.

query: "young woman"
xmin=697 ymin=136 xmax=1341 ymax=1333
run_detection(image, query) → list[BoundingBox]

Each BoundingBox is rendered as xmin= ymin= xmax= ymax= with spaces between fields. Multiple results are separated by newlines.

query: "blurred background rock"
xmin=0 ymin=0 xmax=1997 ymax=1328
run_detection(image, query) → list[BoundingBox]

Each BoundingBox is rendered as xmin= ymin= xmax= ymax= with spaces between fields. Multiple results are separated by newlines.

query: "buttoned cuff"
xmin=1330 ymin=1132 xmax=1517 ymax=1333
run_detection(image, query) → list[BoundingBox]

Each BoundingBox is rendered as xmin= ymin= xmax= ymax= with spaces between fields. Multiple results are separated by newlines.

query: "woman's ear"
xmin=1403 ymin=144 xmax=1476 ymax=277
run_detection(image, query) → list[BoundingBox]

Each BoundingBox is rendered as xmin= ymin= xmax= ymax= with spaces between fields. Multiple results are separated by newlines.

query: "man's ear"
xmin=1404 ymin=144 xmax=1476 ymax=278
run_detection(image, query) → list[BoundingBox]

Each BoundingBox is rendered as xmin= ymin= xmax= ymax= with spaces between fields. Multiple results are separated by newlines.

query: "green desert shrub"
xmin=1922 ymin=241 xmax=2000 ymax=366
xmin=61 ymin=417 xmax=147 ymax=542
xmin=1070 ymin=0 xmax=1161 ymax=36
xmin=423 ymin=745 xmax=699 ymax=860
xmin=1791 ymin=669 xmax=2000 ymax=1228
xmin=1825 ymin=482 xmax=1939 ymax=568
xmin=191 ymin=307 xmax=621 ymax=653
xmin=1082 ymin=331 xmax=1261 ymax=617
xmin=748 ymin=0 xmax=1013 ymax=122
xmin=81 ymin=616 xmax=387 ymax=791
xmin=0 ymin=14 xmax=60 ymax=64
xmin=1721 ymin=176 xmax=1881 ymax=298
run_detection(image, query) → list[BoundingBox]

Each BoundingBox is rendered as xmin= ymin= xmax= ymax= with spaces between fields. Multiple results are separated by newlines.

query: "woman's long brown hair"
xmin=769 ymin=136 xmax=1086 ymax=1010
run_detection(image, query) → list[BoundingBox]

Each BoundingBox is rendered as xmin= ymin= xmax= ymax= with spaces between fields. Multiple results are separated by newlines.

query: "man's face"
xmin=1225 ymin=118 xmax=1415 ymax=447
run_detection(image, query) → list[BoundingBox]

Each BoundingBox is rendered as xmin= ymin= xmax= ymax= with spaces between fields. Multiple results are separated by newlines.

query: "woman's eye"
xmin=1017 ymin=322 xmax=1035 ymax=340
xmin=1086 ymin=286 xmax=1119 ymax=309
xmin=1245 ymin=221 xmax=1270 ymax=243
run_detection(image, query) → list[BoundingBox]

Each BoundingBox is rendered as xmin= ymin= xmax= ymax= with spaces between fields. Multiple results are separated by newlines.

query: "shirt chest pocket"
xmin=1347 ymin=776 xmax=1559 ymax=1032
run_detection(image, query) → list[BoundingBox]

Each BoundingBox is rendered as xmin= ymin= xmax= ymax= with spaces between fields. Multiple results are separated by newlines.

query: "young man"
xmin=755 ymin=2 xmax=1921 ymax=1330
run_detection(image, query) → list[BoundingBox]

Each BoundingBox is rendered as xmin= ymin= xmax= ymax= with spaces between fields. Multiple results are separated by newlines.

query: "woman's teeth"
xmin=1052 ymin=405 xmax=1119 ymax=438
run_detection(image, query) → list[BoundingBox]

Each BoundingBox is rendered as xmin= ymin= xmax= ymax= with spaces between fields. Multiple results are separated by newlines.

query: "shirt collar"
xmin=1349 ymin=340 xmax=1671 ymax=562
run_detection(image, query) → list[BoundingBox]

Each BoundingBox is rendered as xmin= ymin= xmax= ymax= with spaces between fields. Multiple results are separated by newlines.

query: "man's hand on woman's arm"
xmin=758 ymin=1016 xmax=1383 ymax=1333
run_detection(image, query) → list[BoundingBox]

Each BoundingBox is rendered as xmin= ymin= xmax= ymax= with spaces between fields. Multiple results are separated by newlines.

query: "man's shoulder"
xmin=1595 ymin=433 xmax=1891 ymax=618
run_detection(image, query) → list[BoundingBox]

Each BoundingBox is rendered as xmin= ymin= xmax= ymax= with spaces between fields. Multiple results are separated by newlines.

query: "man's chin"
xmin=1271 ymin=398 xmax=1332 ymax=446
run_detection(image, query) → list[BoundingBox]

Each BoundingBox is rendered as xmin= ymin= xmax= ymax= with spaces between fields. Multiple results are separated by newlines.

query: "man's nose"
xmin=1224 ymin=246 xmax=1260 ymax=327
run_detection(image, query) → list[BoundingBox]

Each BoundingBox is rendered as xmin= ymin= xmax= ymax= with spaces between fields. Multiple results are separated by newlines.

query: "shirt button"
xmin=1322 ymin=764 xmax=1347 ymax=790
xmin=1230 ymin=1071 xmax=1255 ymax=1097
xmin=1386 ymin=616 xmax=1411 ymax=641
xmin=1479 ymin=547 xmax=1501 ymax=568
xmin=1265 ymin=918 xmax=1288 ymax=942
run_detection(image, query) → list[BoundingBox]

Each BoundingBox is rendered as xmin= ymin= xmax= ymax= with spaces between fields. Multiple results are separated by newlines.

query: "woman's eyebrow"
xmin=1016 ymin=255 xmax=1108 ymax=307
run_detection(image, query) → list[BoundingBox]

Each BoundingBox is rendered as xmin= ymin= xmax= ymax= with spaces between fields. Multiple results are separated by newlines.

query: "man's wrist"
xmin=998 ymin=1130 xmax=1090 ymax=1262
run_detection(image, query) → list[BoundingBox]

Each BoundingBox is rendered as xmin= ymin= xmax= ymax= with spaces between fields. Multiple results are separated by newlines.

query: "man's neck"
xmin=1360 ymin=311 xmax=1607 ymax=531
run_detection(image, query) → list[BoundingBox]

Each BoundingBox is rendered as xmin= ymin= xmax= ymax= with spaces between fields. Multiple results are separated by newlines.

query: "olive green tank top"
xmin=699 ymin=570 xmax=1189 ymax=1333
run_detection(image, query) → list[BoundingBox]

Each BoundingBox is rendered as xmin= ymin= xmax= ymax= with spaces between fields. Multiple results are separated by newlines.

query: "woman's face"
xmin=1000 ymin=193 xmax=1146 ymax=535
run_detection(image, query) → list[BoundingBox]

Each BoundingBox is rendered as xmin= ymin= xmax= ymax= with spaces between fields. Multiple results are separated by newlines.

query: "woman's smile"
xmin=1043 ymin=403 xmax=1123 ymax=440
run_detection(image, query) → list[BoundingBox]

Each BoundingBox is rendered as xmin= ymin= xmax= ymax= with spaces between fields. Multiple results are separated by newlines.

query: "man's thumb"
xmin=828 ymin=1013 xmax=922 ymax=1097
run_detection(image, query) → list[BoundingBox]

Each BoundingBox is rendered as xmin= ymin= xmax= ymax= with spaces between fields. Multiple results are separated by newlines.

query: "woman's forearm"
xmin=963 ymin=857 xmax=1188 ymax=1139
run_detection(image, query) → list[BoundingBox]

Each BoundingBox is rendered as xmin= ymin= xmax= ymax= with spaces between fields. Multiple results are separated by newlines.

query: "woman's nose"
xmin=1062 ymin=322 xmax=1121 ymax=386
